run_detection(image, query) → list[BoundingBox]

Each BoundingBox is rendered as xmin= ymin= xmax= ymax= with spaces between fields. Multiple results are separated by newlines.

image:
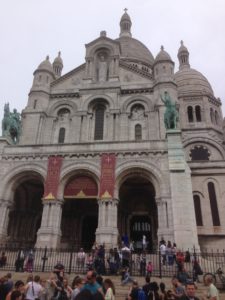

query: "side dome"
xmin=175 ymin=68 xmax=214 ymax=95
xmin=154 ymin=46 xmax=172 ymax=63
xmin=116 ymin=36 xmax=155 ymax=66
xmin=37 ymin=56 xmax=54 ymax=74
xmin=175 ymin=41 xmax=214 ymax=96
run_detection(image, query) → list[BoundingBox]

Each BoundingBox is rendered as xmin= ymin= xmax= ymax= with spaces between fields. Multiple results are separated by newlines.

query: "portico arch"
xmin=5 ymin=170 xmax=44 ymax=247
xmin=61 ymin=169 xmax=99 ymax=250
xmin=117 ymin=167 xmax=162 ymax=251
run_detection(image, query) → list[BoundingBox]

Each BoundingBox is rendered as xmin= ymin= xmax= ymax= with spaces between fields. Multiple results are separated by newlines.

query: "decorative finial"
xmin=180 ymin=40 xmax=184 ymax=46
xmin=46 ymin=55 xmax=49 ymax=60
xmin=161 ymin=45 xmax=164 ymax=51
xmin=58 ymin=51 xmax=61 ymax=57
xmin=124 ymin=8 xmax=128 ymax=13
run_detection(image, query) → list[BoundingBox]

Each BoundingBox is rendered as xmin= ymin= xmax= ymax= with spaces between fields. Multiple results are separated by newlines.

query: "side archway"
xmin=5 ymin=170 xmax=44 ymax=247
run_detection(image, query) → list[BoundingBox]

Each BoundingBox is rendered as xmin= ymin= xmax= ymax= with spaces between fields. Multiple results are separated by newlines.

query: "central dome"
xmin=117 ymin=10 xmax=154 ymax=66
xmin=116 ymin=36 xmax=154 ymax=66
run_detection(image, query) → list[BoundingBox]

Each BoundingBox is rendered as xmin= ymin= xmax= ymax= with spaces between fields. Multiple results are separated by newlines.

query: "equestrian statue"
xmin=160 ymin=91 xmax=179 ymax=129
xmin=2 ymin=103 xmax=21 ymax=144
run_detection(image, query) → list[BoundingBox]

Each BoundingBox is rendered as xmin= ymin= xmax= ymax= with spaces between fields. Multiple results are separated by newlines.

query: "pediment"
xmin=85 ymin=35 xmax=121 ymax=57
xmin=51 ymin=64 xmax=85 ymax=91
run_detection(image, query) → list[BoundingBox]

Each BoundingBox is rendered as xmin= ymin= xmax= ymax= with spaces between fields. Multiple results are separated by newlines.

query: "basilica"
xmin=0 ymin=11 xmax=224 ymax=251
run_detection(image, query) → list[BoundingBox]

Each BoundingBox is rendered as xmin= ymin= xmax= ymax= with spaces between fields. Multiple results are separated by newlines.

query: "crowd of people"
xmin=0 ymin=268 xmax=220 ymax=300
xmin=0 ymin=267 xmax=116 ymax=300
xmin=0 ymin=240 xmax=220 ymax=300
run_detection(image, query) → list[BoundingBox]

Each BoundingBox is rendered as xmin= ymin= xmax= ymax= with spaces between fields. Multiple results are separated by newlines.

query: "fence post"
xmin=159 ymin=248 xmax=162 ymax=278
xmin=41 ymin=246 xmax=48 ymax=272
xmin=68 ymin=246 xmax=73 ymax=274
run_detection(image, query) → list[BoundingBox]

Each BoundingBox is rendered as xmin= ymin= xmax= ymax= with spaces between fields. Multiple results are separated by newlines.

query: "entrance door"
xmin=130 ymin=215 xmax=152 ymax=251
xmin=81 ymin=215 xmax=98 ymax=250
xmin=118 ymin=175 xmax=158 ymax=252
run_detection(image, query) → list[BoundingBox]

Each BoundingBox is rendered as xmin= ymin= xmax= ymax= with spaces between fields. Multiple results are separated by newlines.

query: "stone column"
xmin=167 ymin=129 xmax=199 ymax=250
xmin=36 ymin=199 xmax=63 ymax=248
xmin=156 ymin=197 xmax=174 ymax=243
xmin=96 ymin=199 xmax=118 ymax=248
xmin=0 ymin=200 xmax=11 ymax=242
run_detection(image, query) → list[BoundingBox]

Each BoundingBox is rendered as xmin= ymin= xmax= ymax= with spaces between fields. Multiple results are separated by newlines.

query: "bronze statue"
xmin=160 ymin=91 xmax=179 ymax=129
xmin=2 ymin=103 xmax=21 ymax=144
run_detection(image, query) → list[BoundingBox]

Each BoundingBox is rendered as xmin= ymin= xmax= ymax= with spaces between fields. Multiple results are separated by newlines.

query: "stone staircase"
xmin=0 ymin=272 xmax=225 ymax=300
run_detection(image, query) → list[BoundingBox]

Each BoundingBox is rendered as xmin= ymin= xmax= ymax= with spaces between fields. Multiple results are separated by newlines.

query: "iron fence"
xmin=0 ymin=246 xmax=225 ymax=278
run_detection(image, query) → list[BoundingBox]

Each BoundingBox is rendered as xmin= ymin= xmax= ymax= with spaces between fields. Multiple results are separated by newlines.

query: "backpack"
xmin=138 ymin=288 xmax=147 ymax=300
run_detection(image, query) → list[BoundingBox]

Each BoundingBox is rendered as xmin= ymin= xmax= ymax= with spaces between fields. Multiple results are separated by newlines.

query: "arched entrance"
xmin=61 ymin=175 xmax=98 ymax=250
xmin=7 ymin=178 xmax=44 ymax=248
xmin=118 ymin=175 xmax=158 ymax=252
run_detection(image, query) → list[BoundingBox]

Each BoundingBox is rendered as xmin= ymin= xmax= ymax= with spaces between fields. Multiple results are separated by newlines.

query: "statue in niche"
xmin=131 ymin=105 xmax=145 ymax=120
xmin=97 ymin=54 xmax=108 ymax=82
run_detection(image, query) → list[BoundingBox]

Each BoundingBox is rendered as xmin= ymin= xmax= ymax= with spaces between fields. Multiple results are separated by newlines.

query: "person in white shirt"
xmin=25 ymin=275 xmax=43 ymax=300
xmin=160 ymin=242 xmax=167 ymax=266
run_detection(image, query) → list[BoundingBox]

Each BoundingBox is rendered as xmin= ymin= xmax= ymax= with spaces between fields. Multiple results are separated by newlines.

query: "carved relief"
xmin=130 ymin=104 xmax=145 ymax=120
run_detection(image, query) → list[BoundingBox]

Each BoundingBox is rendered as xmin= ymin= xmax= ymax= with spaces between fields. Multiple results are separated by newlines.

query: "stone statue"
xmin=98 ymin=55 xmax=108 ymax=82
xmin=2 ymin=103 xmax=21 ymax=144
xmin=160 ymin=91 xmax=179 ymax=129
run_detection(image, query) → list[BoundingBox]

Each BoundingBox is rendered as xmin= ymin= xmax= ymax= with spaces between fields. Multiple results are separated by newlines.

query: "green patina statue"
xmin=160 ymin=91 xmax=179 ymax=129
xmin=2 ymin=103 xmax=21 ymax=144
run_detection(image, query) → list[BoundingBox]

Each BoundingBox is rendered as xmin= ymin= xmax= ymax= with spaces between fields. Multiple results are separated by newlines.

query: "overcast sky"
xmin=1 ymin=0 xmax=225 ymax=131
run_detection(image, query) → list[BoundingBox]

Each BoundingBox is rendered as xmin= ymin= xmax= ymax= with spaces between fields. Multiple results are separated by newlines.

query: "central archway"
xmin=61 ymin=175 xmax=98 ymax=250
xmin=118 ymin=175 xmax=158 ymax=252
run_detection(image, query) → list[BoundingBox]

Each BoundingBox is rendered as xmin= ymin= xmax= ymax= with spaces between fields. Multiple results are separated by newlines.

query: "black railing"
xmin=0 ymin=246 xmax=224 ymax=278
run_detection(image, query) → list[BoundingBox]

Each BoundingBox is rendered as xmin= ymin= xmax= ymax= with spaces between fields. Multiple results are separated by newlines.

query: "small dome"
xmin=37 ymin=56 xmax=54 ymax=73
xmin=178 ymin=40 xmax=188 ymax=54
xmin=175 ymin=68 xmax=214 ymax=95
xmin=155 ymin=46 xmax=172 ymax=63
xmin=116 ymin=36 xmax=154 ymax=66
xmin=53 ymin=51 xmax=63 ymax=66
xmin=120 ymin=11 xmax=131 ymax=22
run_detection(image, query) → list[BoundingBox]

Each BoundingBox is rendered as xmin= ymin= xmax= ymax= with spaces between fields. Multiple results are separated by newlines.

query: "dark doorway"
xmin=7 ymin=178 xmax=43 ymax=248
xmin=82 ymin=215 xmax=98 ymax=250
xmin=118 ymin=175 xmax=158 ymax=252
xmin=130 ymin=215 xmax=152 ymax=251
xmin=61 ymin=198 xmax=98 ymax=250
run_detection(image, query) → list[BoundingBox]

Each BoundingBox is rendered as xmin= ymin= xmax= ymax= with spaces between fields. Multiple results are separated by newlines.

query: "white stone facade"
xmin=0 ymin=12 xmax=224 ymax=251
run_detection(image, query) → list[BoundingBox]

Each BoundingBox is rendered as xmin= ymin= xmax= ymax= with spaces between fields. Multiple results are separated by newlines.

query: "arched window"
xmin=195 ymin=106 xmax=201 ymax=122
xmin=135 ymin=124 xmax=142 ymax=140
xmin=33 ymin=99 xmax=37 ymax=109
xmin=57 ymin=108 xmax=70 ymax=119
xmin=94 ymin=105 xmax=105 ymax=140
xmin=193 ymin=195 xmax=203 ymax=226
xmin=187 ymin=106 xmax=194 ymax=122
xmin=208 ymin=182 xmax=220 ymax=226
xmin=58 ymin=127 xmax=65 ymax=144
xmin=210 ymin=108 xmax=214 ymax=124
xmin=190 ymin=146 xmax=210 ymax=161
xmin=215 ymin=111 xmax=219 ymax=125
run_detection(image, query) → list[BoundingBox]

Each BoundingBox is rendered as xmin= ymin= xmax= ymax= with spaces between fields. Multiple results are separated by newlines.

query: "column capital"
xmin=0 ymin=199 xmax=13 ymax=208
xmin=42 ymin=198 xmax=63 ymax=206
